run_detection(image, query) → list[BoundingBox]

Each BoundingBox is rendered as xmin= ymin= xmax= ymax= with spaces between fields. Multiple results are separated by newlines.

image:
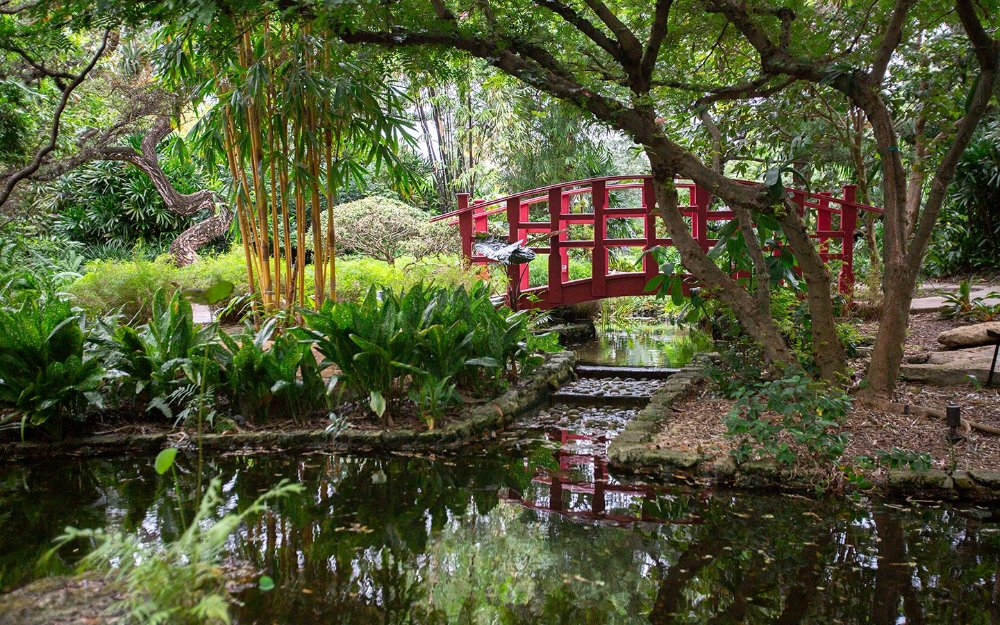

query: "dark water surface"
xmin=2 ymin=425 xmax=999 ymax=624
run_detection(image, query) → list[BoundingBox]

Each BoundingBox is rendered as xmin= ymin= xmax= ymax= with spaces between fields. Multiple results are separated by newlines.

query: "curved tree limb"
xmin=0 ymin=29 xmax=110 ymax=209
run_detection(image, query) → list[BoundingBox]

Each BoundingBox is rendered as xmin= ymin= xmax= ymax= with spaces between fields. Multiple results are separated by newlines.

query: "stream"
xmin=1 ymin=324 xmax=999 ymax=623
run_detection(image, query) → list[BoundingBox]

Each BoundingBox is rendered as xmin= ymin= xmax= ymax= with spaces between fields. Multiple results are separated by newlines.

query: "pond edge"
xmin=607 ymin=354 xmax=1000 ymax=502
xmin=0 ymin=351 xmax=577 ymax=463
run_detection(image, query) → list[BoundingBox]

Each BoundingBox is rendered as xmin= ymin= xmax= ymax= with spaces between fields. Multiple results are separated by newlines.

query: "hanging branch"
xmin=0 ymin=29 xmax=111 ymax=209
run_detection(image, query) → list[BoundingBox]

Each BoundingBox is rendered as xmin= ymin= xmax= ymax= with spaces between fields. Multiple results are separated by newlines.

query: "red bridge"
xmin=433 ymin=176 xmax=882 ymax=310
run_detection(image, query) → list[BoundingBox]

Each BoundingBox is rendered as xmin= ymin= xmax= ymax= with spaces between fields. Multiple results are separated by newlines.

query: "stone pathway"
xmin=911 ymin=281 xmax=1000 ymax=313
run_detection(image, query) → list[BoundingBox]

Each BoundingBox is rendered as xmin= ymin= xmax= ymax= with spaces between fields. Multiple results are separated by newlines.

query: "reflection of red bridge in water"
xmin=433 ymin=176 xmax=883 ymax=310
xmin=503 ymin=430 xmax=699 ymax=526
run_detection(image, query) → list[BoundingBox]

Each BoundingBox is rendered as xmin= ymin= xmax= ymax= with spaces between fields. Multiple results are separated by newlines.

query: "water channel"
xmin=1 ymin=324 xmax=999 ymax=623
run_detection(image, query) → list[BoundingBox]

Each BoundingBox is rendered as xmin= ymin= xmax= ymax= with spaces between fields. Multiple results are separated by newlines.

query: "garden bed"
xmin=608 ymin=356 xmax=1000 ymax=501
xmin=0 ymin=352 xmax=576 ymax=462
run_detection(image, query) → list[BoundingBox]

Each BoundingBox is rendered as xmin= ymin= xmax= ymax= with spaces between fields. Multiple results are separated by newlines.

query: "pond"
xmin=574 ymin=322 xmax=714 ymax=368
xmin=2 ymin=421 xmax=999 ymax=623
xmin=2 ymin=325 xmax=999 ymax=623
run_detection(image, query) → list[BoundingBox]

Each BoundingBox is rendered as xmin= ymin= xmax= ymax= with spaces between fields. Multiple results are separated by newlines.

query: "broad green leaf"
xmin=154 ymin=447 xmax=178 ymax=475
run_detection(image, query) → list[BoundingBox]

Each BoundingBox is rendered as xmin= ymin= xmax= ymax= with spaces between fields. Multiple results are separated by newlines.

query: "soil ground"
xmin=660 ymin=379 xmax=1000 ymax=474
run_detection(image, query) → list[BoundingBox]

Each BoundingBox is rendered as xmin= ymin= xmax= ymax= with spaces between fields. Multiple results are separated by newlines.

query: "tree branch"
xmin=871 ymin=0 xmax=917 ymax=82
xmin=0 ymin=29 xmax=110 ymax=209
xmin=640 ymin=0 xmax=673 ymax=88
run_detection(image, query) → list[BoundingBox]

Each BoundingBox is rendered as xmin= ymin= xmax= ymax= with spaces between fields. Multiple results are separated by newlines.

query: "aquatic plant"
xmin=49 ymin=478 xmax=302 ymax=625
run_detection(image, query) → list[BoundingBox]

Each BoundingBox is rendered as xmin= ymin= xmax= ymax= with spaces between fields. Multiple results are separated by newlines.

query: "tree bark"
xmin=648 ymin=153 xmax=796 ymax=368
xmin=97 ymin=117 xmax=232 ymax=266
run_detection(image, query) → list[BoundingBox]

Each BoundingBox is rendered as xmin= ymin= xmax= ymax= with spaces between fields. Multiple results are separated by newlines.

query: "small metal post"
xmin=946 ymin=404 xmax=964 ymax=443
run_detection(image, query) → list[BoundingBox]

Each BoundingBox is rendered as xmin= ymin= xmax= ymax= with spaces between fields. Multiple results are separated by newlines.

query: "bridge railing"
xmin=432 ymin=176 xmax=882 ymax=309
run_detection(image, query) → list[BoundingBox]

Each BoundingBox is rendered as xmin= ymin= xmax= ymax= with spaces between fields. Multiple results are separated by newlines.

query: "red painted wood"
xmin=592 ymin=179 xmax=607 ymax=298
xmin=457 ymin=193 xmax=472 ymax=265
xmin=451 ymin=176 xmax=879 ymax=309
xmin=547 ymin=187 xmax=563 ymax=306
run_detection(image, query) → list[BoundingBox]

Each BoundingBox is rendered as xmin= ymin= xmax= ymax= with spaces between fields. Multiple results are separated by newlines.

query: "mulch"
xmin=857 ymin=312 xmax=966 ymax=356
xmin=658 ymin=380 xmax=1000 ymax=473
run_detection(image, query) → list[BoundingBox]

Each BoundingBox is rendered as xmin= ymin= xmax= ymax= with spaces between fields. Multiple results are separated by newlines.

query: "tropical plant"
xmin=0 ymin=297 xmax=104 ymax=438
xmin=304 ymin=282 xmax=553 ymax=425
xmin=48 ymin=478 xmax=303 ymax=625
xmin=102 ymin=289 xmax=225 ymax=421
xmin=220 ymin=318 xmax=327 ymax=424
xmin=47 ymin=136 xmax=214 ymax=254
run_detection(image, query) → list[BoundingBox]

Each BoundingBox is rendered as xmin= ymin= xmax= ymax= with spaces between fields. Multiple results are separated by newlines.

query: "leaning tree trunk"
xmin=647 ymin=154 xmax=797 ymax=370
xmin=99 ymin=116 xmax=232 ymax=266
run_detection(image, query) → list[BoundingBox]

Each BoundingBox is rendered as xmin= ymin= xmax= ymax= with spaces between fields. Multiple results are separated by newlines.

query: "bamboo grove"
xmin=169 ymin=20 xmax=416 ymax=312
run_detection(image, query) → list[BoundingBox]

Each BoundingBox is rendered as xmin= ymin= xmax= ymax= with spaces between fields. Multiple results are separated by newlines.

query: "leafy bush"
xmin=307 ymin=195 xmax=457 ymax=263
xmin=304 ymin=282 xmax=556 ymax=427
xmin=50 ymin=478 xmax=302 ymax=625
xmin=723 ymin=370 xmax=851 ymax=467
xmin=220 ymin=319 xmax=326 ymax=424
xmin=46 ymin=135 xmax=218 ymax=254
xmin=102 ymin=290 xmax=225 ymax=422
xmin=0 ymin=298 xmax=104 ymax=438
xmin=68 ymin=256 xmax=179 ymax=321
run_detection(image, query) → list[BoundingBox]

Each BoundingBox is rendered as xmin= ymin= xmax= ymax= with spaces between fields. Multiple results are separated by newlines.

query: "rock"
xmin=0 ymin=574 xmax=126 ymax=625
xmin=887 ymin=468 xmax=952 ymax=491
xmin=900 ymin=344 xmax=999 ymax=385
xmin=937 ymin=321 xmax=1000 ymax=349
xmin=969 ymin=469 xmax=1000 ymax=488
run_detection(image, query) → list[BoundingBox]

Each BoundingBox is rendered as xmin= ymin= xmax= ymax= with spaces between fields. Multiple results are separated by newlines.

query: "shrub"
xmin=723 ymin=370 xmax=852 ymax=467
xmin=220 ymin=319 xmax=326 ymax=424
xmin=101 ymin=289 xmax=225 ymax=422
xmin=307 ymin=195 xmax=457 ymax=263
xmin=303 ymin=282 xmax=557 ymax=427
xmin=0 ymin=297 xmax=104 ymax=438
xmin=67 ymin=256 xmax=179 ymax=321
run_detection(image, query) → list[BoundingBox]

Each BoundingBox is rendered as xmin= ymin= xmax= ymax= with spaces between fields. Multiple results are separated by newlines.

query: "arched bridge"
xmin=432 ymin=176 xmax=882 ymax=310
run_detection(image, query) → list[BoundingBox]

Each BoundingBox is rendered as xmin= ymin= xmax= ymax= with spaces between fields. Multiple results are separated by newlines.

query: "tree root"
xmin=861 ymin=397 xmax=1000 ymax=436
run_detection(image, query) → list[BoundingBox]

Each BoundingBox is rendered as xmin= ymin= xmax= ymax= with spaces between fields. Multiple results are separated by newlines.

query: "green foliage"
xmin=68 ymin=256 xmax=179 ymax=321
xmin=723 ymin=370 xmax=852 ymax=467
xmin=304 ymin=282 xmax=552 ymax=424
xmin=926 ymin=117 xmax=1000 ymax=276
xmin=307 ymin=195 xmax=457 ymax=262
xmin=941 ymin=280 xmax=1000 ymax=321
xmin=0 ymin=297 xmax=103 ymax=438
xmin=49 ymin=478 xmax=302 ymax=625
xmin=219 ymin=319 xmax=326 ymax=424
xmin=47 ymin=138 xmax=215 ymax=255
xmin=102 ymin=289 xmax=224 ymax=422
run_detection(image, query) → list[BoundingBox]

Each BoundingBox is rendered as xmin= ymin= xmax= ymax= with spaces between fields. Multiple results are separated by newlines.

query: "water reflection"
xmin=575 ymin=323 xmax=713 ymax=367
xmin=3 ymin=447 xmax=1000 ymax=624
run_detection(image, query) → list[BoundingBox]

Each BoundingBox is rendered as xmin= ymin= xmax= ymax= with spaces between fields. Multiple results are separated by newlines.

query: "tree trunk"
xmin=863 ymin=262 xmax=915 ymax=395
xmin=777 ymin=204 xmax=848 ymax=381
xmin=647 ymin=153 xmax=796 ymax=369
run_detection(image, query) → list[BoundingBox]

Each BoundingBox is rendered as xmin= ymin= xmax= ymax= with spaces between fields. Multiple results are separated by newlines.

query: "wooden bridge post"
xmin=839 ymin=184 xmax=858 ymax=297
xmin=592 ymin=179 xmax=607 ymax=298
xmin=547 ymin=186 xmax=563 ymax=305
xmin=642 ymin=177 xmax=658 ymax=282
xmin=457 ymin=192 xmax=473 ymax=266
xmin=560 ymin=191 xmax=571 ymax=282
xmin=506 ymin=196 xmax=522 ymax=309
xmin=693 ymin=183 xmax=710 ymax=252
xmin=473 ymin=199 xmax=487 ymax=235
xmin=818 ymin=192 xmax=832 ymax=260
